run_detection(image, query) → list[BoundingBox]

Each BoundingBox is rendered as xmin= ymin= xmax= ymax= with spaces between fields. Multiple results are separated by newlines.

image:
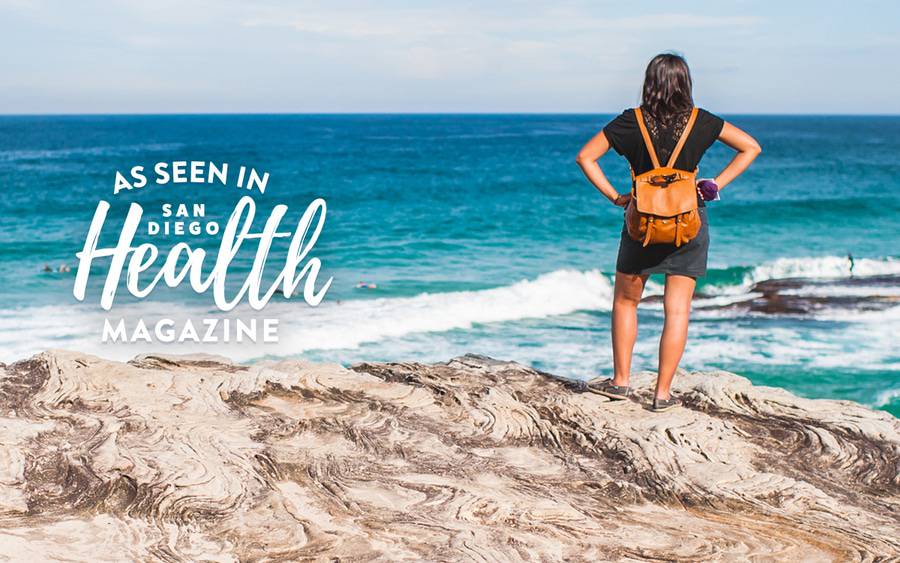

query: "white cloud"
xmin=240 ymin=6 xmax=762 ymax=40
xmin=0 ymin=0 xmax=896 ymax=113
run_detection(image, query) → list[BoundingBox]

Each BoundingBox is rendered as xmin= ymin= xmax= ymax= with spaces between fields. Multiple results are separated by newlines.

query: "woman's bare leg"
xmin=612 ymin=272 xmax=649 ymax=386
xmin=656 ymin=274 xmax=696 ymax=399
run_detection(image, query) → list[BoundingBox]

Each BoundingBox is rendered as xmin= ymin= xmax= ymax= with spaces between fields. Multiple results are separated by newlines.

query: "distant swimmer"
xmin=848 ymin=253 xmax=855 ymax=277
xmin=42 ymin=264 xmax=52 ymax=272
xmin=58 ymin=263 xmax=71 ymax=273
xmin=355 ymin=280 xmax=377 ymax=289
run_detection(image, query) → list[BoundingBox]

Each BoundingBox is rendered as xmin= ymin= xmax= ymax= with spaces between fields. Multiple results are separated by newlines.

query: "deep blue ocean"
xmin=0 ymin=114 xmax=897 ymax=416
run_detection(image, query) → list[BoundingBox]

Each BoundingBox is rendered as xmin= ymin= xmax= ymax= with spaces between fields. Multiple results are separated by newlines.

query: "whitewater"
xmin=3 ymin=255 xmax=897 ymax=364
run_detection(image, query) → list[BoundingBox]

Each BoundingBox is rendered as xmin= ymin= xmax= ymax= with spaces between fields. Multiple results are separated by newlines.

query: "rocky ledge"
xmin=0 ymin=351 xmax=897 ymax=561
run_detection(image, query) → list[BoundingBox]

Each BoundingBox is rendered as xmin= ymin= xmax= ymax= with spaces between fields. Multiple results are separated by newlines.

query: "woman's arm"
xmin=575 ymin=131 xmax=631 ymax=207
xmin=713 ymin=122 xmax=762 ymax=190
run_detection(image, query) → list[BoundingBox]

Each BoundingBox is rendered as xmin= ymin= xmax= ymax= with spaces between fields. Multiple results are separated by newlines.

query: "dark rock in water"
xmin=745 ymin=275 xmax=898 ymax=315
xmin=0 ymin=350 xmax=898 ymax=560
xmin=688 ymin=274 xmax=900 ymax=316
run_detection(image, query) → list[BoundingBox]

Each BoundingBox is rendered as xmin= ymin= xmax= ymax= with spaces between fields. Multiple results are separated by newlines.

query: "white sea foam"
xmin=811 ymin=303 xmax=900 ymax=322
xmin=779 ymin=285 xmax=900 ymax=297
xmin=707 ymin=255 xmax=900 ymax=295
xmin=0 ymin=256 xmax=896 ymax=366
xmin=0 ymin=269 xmax=615 ymax=363
xmin=874 ymin=388 xmax=900 ymax=408
xmin=264 ymin=268 xmax=615 ymax=355
xmin=691 ymin=292 xmax=763 ymax=309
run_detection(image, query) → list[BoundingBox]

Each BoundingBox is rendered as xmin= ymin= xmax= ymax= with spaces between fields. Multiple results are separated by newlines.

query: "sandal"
xmin=586 ymin=378 xmax=631 ymax=400
xmin=651 ymin=396 xmax=681 ymax=412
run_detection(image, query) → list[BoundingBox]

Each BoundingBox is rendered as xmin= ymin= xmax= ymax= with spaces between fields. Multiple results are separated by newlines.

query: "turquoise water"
xmin=0 ymin=114 xmax=897 ymax=416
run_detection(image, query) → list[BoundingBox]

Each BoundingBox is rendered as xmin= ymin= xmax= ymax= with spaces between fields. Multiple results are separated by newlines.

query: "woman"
xmin=575 ymin=53 xmax=761 ymax=412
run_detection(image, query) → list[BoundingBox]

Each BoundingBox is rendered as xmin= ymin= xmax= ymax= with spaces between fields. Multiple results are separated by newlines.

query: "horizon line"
xmin=2 ymin=111 xmax=899 ymax=118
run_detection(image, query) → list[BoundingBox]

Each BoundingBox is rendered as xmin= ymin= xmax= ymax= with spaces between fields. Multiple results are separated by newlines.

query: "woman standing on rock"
xmin=575 ymin=53 xmax=761 ymax=412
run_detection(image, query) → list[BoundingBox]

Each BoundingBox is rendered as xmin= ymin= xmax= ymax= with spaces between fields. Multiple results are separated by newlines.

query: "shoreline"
xmin=0 ymin=350 xmax=897 ymax=560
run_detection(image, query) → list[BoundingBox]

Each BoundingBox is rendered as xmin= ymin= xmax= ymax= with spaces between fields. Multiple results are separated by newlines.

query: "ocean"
xmin=0 ymin=114 xmax=897 ymax=417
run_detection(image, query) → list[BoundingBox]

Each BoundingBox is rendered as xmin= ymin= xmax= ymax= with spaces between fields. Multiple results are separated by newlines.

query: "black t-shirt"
xmin=603 ymin=108 xmax=724 ymax=176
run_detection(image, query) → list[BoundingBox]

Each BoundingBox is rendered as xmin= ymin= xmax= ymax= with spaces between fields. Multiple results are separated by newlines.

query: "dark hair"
xmin=641 ymin=53 xmax=693 ymax=124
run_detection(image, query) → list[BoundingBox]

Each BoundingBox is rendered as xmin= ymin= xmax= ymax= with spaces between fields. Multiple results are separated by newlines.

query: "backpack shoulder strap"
xmin=666 ymin=107 xmax=699 ymax=168
xmin=633 ymin=107 xmax=660 ymax=169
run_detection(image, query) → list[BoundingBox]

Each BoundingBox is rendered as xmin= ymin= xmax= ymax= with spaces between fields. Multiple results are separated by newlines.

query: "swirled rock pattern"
xmin=0 ymin=350 xmax=897 ymax=561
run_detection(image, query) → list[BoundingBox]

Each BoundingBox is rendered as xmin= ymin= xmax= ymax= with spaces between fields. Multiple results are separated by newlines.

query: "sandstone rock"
xmin=0 ymin=350 xmax=897 ymax=561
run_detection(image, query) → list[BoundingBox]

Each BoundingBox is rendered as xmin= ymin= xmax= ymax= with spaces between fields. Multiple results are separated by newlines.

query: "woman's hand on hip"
xmin=613 ymin=193 xmax=632 ymax=208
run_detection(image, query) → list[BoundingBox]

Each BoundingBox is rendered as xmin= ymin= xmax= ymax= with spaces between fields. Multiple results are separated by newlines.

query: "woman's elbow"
xmin=575 ymin=151 xmax=592 ymax=166
xmin=749 ymin=138 xmax=762 ymax=155
xmin=741 ymin=140 xmax=762 ymax=158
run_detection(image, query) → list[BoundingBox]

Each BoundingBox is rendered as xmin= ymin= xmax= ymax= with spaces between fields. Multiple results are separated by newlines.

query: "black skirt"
xmin=615 ymin=206 xmax=709 ymax=278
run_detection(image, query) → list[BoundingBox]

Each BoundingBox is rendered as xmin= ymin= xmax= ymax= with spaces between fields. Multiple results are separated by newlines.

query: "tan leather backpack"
xmin=625 ymin=107 xmax=701 ymax=247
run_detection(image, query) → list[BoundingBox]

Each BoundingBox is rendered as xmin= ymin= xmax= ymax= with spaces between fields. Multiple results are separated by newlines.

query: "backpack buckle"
xmin=649 ymin=173 xmax=678 ymax=187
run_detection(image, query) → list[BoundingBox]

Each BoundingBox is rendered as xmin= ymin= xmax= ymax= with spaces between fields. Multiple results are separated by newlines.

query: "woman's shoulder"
xmin=696 ymin=108 xmax=725 ymax=132
xmin=607 ymin=107 xmax=721 ymax=129
xmin=692 ymin=108 xmax=725 ymax=148
xmin=602 ymin=109 xmax=639 ymax=155
xmin=605 ymin=108 xmax=637 ymax=128
xmin=603 ymin=108 xmax=637 ymax=136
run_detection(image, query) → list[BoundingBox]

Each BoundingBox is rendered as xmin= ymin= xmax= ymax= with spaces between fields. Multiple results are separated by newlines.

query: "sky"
xmin=1 ymin=0 xmax=898 ymax=114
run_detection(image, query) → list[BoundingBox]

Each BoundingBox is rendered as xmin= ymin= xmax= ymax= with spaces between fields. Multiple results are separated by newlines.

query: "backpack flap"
xmin=634 ymin=167 xmax=697 ymax=216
